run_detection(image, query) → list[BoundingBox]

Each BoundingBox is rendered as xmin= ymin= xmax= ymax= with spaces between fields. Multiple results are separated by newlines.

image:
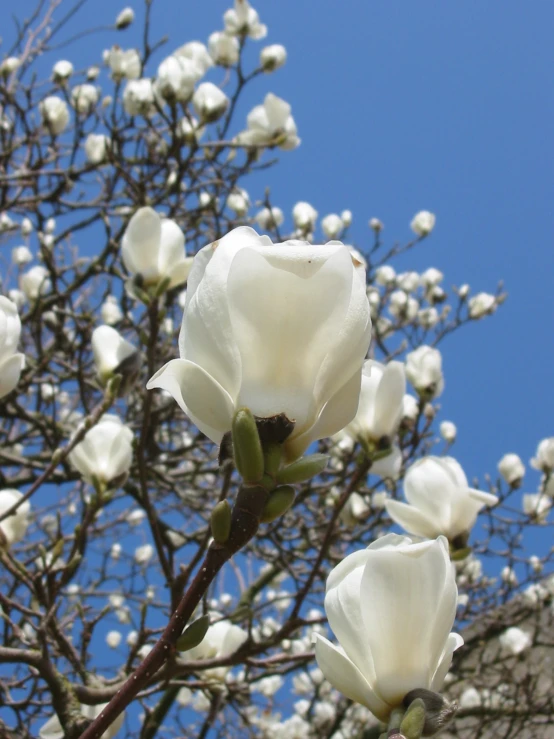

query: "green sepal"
xmin=176 ymin=614 xmax=210 ymax=652
xmin=400 ymin=698 xmax=426 ymax=739
xmin=260 ymin=485 xmax=295 ymax=523
xmin=232 ymin=408 xmax=264 ymax=483
xmin=210 ymin=500 xmax=232 ymax=544
xmin=275 ymin=454 xmax=328 ymax=485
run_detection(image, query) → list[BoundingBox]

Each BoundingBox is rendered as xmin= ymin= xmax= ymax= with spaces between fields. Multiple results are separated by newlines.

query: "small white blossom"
xmin=71 ymin=84 xmax=99 ymax=114
xmin=40 ymin=96 xmax=70 ymax=135
xmin=193 ymin=82 xmax=229 ymax=122
xmin=531 ymin=438 xmax=554 ymax=472
xmin=224 ymin=0 xmax=267 ymax=40
xmin=12 ymin=246 xmax=33 ymax=266
xmin=499 ymin=626 xmax=531 ymax=655
xmin=292 ymin=201 xmax=317 ymax=232
xmin=255 ymin=206 xmax=284 ymax=230
xmin=369 ymin=217 xmax=383 ymax=231
xmin=375 ymin=265 xmax=396 ymax=286
xmin=84 ymin=133 xmax=111 ymax=164
xmin=105 ymin=46 xmax=141 ymax=80
xmin=123 ymin=78 xmax=155 ymax=116
xmin=208 ymin=32 xmax=239 ymax=66
xmin=260 ymin=44 xmax=287 ymax=72
xmin=498 ymin=453 xmax=525 ymax=486
xmin=115 ymin=7 xmax=135 ymax=29
xmin=106 ymin=630 xmax=122 ymax=649
xmin=469 ymin=292 xmax=496 ymax=319
xmin=321 ymin=214 xmax=343 ymax=240
xmin=440 ymin=421 xmax=457 ymax=443
xmin=52 ymin=60 xmax=74 ymax=83
xmin=411 ymin=210 xmax=436 ymax=236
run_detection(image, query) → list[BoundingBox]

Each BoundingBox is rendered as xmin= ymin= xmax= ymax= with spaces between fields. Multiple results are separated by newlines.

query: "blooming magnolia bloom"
xmin=101 ymin=296 xmax=123 ymax=325
xmin=292 ymin=201 xmax=318 ymax=232
xmin=39 ymin=704 xmax=124 ymax=739
xmin=405 ymin=345 xmax=444 ymax=399
xmin=260 ymin=44 xmax=287 ymax=71
xmin=499 ymin=626 xmax=531 ymax=656
xmin=440 ymin=421 xmax=457 ymax=443
xmin=121 ymin=207 xmax=193 ymax=290
xmin=147 ymin=227 xmax=371 ymax=461
xmin=224 ymin=0 xmax=267 ymax=39
xmin=388 ymin=290 xmax=418 ymax=322
xmin=522 ymin=493 xmax=551 ymax=522
xmin=123 ymin=78 xmax=155 ymax=115
xmin=321 ymin=214 xmax=343 ymax=240
xmin=186 ymin=617 xmax=249 ymax=681
xmin=342 ymin=360 xmax=405 ymax=449
xmin=385 ymin=456 xmax=498 ymax=542
xmin=40 ymin=96 xmax=70 ymax=135
xmin=115 ymin=6 xmax=134 ymax=29
xmin=105 ymin=46 xmax=141 ymax=80
xmin=0 ymin=57 xmax=20 ymax=75
xmin=52 ymin=60 xmax=74 ymax=83
xmin=468 ymin=292 xmax=496 ymax=319
xmin=226 ymin=188 xmax=250 ymax=216
xmin=193 ymin=82 xmax=229 ymax=121
xmin=420 ymin=267 xmax=443 ymax=288
xmin=12 ymin=245 xmax=33 ymax=266
xmin=396 ymin=271 xmax=420 ymax=292
xmin=155 ymin=55 xmax=200 ymax=101
xmin=314 ymin=534 xmax=462 ymax=722
xmin=84 ymin=133 xmax=111 ymax=164
xmin=418 ymin=306 xmax=439 ymax=328
xmin=530 ymin=438 xmax=554 ymax=472
xmin=20 ymin=265 xmax=51 ymax=301
xmin=174 ymin=41 xmax=213 ymax=76
xmin=208 ymin=32 xmax=239 ymax=66
xmin=70 ymin=84 xmax=98 ymax=114
xmin=239 ymin=93 xmax=299 ymax=150
xmin=374 ymin=265 xmax=396 ymax=286
xmin=91 ymin=325 xmax=136 ymax=382
xmin=498 ymin=453 xmax=525 ymax=486
xmin=411 ymin=210 xmax=436 ymax=236
xmin=0 ymin=489 xmax=30 ymax=547
xmin=68 ymin=414 xmax=133 ymax=488
xmin=255 ymin=206 xmax=284 ymax=230
xmin=0 ymin=297 xmax=25 ymax=399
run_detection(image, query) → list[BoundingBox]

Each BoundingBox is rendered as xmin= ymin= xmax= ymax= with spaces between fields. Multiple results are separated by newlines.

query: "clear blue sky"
xmin=10 ymin=0 xmax=551 ymax=491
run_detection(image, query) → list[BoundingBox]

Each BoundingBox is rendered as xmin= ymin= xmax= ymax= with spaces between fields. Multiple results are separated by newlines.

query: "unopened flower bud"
xmin=261 ymin=485 xmax=296 ymax=523
xmin=276 ymin=454 xmax=328 ymax=484
xmin=210 ymin=500 xmax=232 ymax=544
xmin=403 ymin=689 xmax=457 ymax=737
xmin=115 ymin=7 xmax=135 ymax=29
xmin=232 ymin=408 xmax=264 ymax=484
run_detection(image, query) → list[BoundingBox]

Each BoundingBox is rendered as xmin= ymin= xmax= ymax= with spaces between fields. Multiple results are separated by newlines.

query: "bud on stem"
xmin=232 ymin=408 xmax=264 ymax=484
xmin=211 ymin=500 xmax=232 ymax=544
xmin=176 ymin=614 xmax=210 ymax=652
xmin=275 ymin=453 xmax=328 ymax=484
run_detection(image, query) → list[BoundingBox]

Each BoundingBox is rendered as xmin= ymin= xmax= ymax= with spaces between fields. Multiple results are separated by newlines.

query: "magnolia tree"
xmin=0 ymin=2 xmax=552 ymax=738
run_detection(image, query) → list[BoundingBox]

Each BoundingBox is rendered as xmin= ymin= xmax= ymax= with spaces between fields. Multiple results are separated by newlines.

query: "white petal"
xmin=147 ymin=359 xmax=234 ymax=443
xmin=168 ymin=257 xmax=194 ymax=289
xmin=314 ymin=634 xmax=389 ymax=721
xmin=385 ymin=499 xmax=440 ymax=539
xmin=264 ymin=93 xmax=290 ymax=131
xmin=372 ymin=361 xmax=405 ymax=439
xmin=158 ymin=219 xmax=186 ymax=276
xmin=0 ymin=354 xmax=25 ymax=398
xmin=121 ymin=207 xmax=161 ymax=281
xmin=430 ymin=632 xmax=464 ymax=692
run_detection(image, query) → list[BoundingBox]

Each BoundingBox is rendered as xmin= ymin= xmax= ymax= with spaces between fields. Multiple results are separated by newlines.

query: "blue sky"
xmin=10 ymin=0 xmax=551 ymax=490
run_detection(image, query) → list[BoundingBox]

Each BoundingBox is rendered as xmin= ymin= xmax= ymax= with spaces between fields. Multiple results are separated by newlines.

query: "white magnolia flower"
xmin=224 ymin=0 xmax=267 ymax=39
xmin=1 ymin=57 xmax=20 ymax=75
xmin=292 ymin=201 xmax=318 ymax=232
xmin=411 ymin=210 xmax=436 ymax=236
xmin=314 ymin=534 xmax=462 ymax=722
xmin=69 ymin=414 xmax=133 ymax=488
xmin=321 ymin=214 xmax=343 ymax=240
xmin=385 ymin=456 xmax=498 ymax=542
xmin=499 ymin=627 xmax=531 ymax=656
xmin=106 ymin=630 xmax=122 ymax=649
xmin=174 ymin=41 xmax=213 ymax=76
xmin=498 ymin=453 xmax=525 ymax=486
xmin=147 ymin=227 xmax=371 ymax=461
xmin=255 ymin=206 xmax=284 ymax=230
xmin=21 ymin=217 xmax=33 ymax=236
xmin=239 ymin=93 xmax=299 ymax=150
xmin=439 ymin=421 xmax=457 ymax=443
xmin=340 ymin=492 xmax=370 ymax=527
xmin=341 ymin=209 xmax=353 ymax=227
xmin=226 ymin=188 xmax=250 ymax=216
xmin=0 ymin=490 xmax=30 ymax=547
xmin=388 ymin=290 xmax=418 ymax=321
xmin=420 ymin=267 xmax=443 ymax=288
xmin=101 ymin=296 xmax=123 ymax=325
xmin=123 ymin=78 xmax=155 ymax=116
xmin=402 ymin=394 xmax=419 ymax=422
xmin=178 ymin=115 xmax=205 ymax=144
xmin=0 ymin=297 xmax=25 ymax=399
xmin=52 ymin=60 xmax=74 ymax=83
xmin=134 ymin=543 xmax=154 ymax=564
xmin=185 ymin=616 xmax=248 ymax=681
xmin=155 ymin=55 xmax=200 ymax=101
xmin=40 ymin=96 xmax=70 ymax=135
xmin=115 ymin=7 xmax=135 ymax=29
xmin=468 ymin=292 xmax=496 ymax=319
xmin=91 ymin=325 xmax=136 ymax=382
xmin=260 ymin=44 xmax=287 ymax=72
xmin=39 ymin=704 xmax=124 ymax=739
xmin=121 ymin=207 xmax=193 ymax=290
xmin=193 ymin=82 xmax=229 ymax=122
xmin=374 ymin=265 xmax=396 ymax=286
xmin=70 ymin=84 xmax=98 ymax=114
xmin=405 ymin=345 xmax=444 ymax=399
xmin=418 ymin=307 xmax=439 ymax=328
xmin=12 ymin=245 xmax=33 ymax=266
xmin=369 ymin=217 xmax=383 ymax=231
xmin=522 ymin=493 xmax=551 ymax=522
xmin=396 ymin=271 xmax=420 ymax=292
xmin=208 ymin=32 xmax=239 ymax=66
xmin=84 ymin=133 xmax=111 ymax=164
xmin=105 ymin=46 xmax=141 ymax=80
xmin=530 ymin=438 xmax=554 ymax=472
xmin=20 ymin=265 xmax=51 ymax=301
xmin=501 ymin=566 xmax=518 ymax=586
xmin=342 ymin=360 xmax=405 ymax=449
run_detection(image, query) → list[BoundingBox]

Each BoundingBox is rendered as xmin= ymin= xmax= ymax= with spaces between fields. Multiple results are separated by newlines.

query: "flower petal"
xmin=385 ymin=499 xmax=440 ymax=539
xmin=430 ymin=632 xmax=464 ymax=692
xmin=121 ymin=207 xmax=161 ymax=280
xmin=158 ymin=218 xmax=186 ymax=276
xmin=0 ymin=354 xmax=25 ymax=398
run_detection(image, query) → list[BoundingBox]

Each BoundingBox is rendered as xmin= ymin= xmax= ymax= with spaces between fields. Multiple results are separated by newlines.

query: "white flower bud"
xmin=375 ymin=265 xmax=396 ymax=286
xmin=101 ymin=296 xmax=123 ymax=325
xmin=499 ymin=626 xmax=531 ymax=655
xmin=405 ymin=345 xmax=444 ymax=399
xmin=105 ymin=46 xmax=141 ymax=81
xmin=0 ymin=57 xmax=20 ymax=75
xmin=292 ymin=201 xmax=318 ymax=231
xmin=468 ymin=292 xmax=496 ymax=319
xmin=52 ymin=60 xmax=74 ymax=83
xmin=411 ymin=210 xmax=436 ymax=236
xmin=20 ymin=265 xmax=51 ymax=301
xmin=396 ymin=271 xmax=419 ymax=292
xmin=123 ymin=78 xmax=155 ymax=116
xmin=134 ymin=543 xmax=154 ymax=564
xmin=458 ymin=283 xmax=470 ymax=299
xmin=321 ymin=214 xmax=343 ymax=239
xmin=71 ymin=84 xmax=99 ymax=114
xmin=106 ymin=630 xmax=122 ymax=648
xmin=84 ymin=133 xmax=111 ymax=164
xmin=208 ymin=31 xmax=239 ymax=66
xmin=224 ymin=0 xmax=267 ymax=40
xmin=115 ymin=7 xmax=135 ymax=29
xmin=12 ymin=246 xmax=33 ymax=266
xmin=193 ymin=82 xmax=229 ymax=122
xmin=523 ymin=493 xmax=551 ymax=522
xmin=369 ymin=217 xmax=383 ymax=231
xmin=260 ymin=44 xmax=287 ymax=72
xmin=40 ymin=96 xmax=70 ymax=135
xmin=255 ymin=206 xmax=284 ymax=230
xmin=498 ymin=453 xmax=525 ymax=486
xmin=340 ymin=209 xmax=352 ymax=227
xmin=440 ymin=421 xmax=457 ymax=443
xmin=21 ymin=218 xmax=33 ymax=236
xmin=0 ymin=489 xmax=30 ymax=546
xmin=420 ymin=267 xmax=443 ymax=287
xmin=530 ymin=438 xmax=554 ymax=472
xmin=226 ymin=188 xmax=250 ymax=216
